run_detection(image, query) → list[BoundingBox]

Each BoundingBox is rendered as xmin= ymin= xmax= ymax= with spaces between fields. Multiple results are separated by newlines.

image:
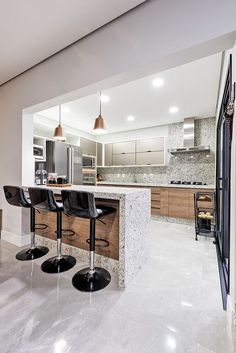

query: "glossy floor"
xmin=0 ymin=221 xmax=233 ymax=353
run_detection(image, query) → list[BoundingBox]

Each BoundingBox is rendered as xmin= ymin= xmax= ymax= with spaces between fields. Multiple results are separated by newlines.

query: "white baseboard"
xmin=1 ymin=230 xmax=31 ymax=247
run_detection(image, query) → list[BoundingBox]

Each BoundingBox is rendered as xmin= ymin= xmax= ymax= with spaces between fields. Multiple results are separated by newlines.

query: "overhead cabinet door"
xmin=105 ymin=144 xmax=113 ymax=166
xmin=136 ymin=151 xmax=164 ymax=165
xmin=112 ymin=141 xmax=135 ymax=154
xmin=136 ymin=137 xmax=164 ymax=152
xmin=80 ymin=137 xmax=96 ymax=156
xmin=112 ymin=153 xmax=135 ymax=166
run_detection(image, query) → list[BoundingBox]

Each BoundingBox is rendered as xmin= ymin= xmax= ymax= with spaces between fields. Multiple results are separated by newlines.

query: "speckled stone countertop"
xmin=27 ymin=184 xmax=150 ymax=199
xmin=24 ymin=184 xmax=151 ymax=288
xmin=96 ymin=181 xmax=215 ymax=189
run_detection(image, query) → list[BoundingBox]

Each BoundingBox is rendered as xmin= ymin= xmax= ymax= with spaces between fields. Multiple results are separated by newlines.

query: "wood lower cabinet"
xmin=100 ymin=184 xmax=214 ymax=220
xmin=168 ymin=189 xmax=190 ymax=219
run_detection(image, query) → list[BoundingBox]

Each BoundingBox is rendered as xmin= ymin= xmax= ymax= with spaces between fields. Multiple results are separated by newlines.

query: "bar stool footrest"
xmin=41 ymin=255 xmax=76 ymax=273
xmin=86 ymin=238 xmax=109 ymax=248
xmin=35 ymin=223 xmax=48 ymax=230
xmin=16 ymin=246 xmax=49 ymax=261
xmin=54 ymin=229 xmax=75 ymax=236
xmin=72 ymin=267 xmax=111 ymax=292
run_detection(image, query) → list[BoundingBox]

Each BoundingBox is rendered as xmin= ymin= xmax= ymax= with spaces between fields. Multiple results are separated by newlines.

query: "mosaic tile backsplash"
xmin=98 ymin=117 xmax=216 ymax=185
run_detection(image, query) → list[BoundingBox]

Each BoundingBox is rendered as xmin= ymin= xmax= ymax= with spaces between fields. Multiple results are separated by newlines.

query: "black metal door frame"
xmin=215 ymin=54 xmax=235 ymax=310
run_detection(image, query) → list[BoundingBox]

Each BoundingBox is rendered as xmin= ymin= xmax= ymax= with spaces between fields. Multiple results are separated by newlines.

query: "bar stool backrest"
xmin=61 ymin=190 xmax=98 ymax=219
xmin=28 ymin=188 xmax=60 ymax=212
xmin=3 ymin=185 xmax=30 ymax=208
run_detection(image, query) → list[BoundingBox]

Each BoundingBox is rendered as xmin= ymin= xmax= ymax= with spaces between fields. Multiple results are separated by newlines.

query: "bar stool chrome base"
xmin=16 ymin=246 xmax=49 ymax=261
xmin=41 ymin=255 xmax=76 ymax=273
xmin=72 ymin=267 xmax=111 ymax=292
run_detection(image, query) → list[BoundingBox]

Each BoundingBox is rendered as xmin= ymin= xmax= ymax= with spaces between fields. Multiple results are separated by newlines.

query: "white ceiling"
xmin=0 ymin=0 xmax=145 ymax=85
xmin=36 ymin=53 xmax=222 ymax=134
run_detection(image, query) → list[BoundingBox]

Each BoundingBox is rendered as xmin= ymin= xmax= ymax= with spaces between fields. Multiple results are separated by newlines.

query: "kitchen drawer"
xmin=151 ymin=187 xmax=161 ymax=194
xmin=151 ymin=193 xmax=161 ymax=201
xmin=112 ymin=141 xmax=135 ymax=154
xmin=112 ymin=153 xmax=135 ymax=166
xmin=136 ymin=137 xmax=164 ymax=152
xmin=151 ymin=200 xmax=161 ymax=208
xmin=136 ymin=151 xmax=164 ymax=165
xmin=151 ymin=207 xmax=161 ymax=216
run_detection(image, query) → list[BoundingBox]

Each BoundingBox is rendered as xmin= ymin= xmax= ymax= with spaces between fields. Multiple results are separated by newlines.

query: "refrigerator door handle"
xmin=67 ymin=147 xmax=72 ymax=184
xmin=71 ymin=148 xmax=74 ymax=184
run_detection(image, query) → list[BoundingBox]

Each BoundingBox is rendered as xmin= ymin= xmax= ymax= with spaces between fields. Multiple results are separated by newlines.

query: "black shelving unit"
xmin=194 ymin=192 xmax=216 ymax=241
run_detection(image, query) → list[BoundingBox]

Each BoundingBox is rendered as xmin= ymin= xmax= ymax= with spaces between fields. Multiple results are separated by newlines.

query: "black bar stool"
xmin=61 ymin=190 xmax=116 ymax=292
xmin=3 ymin=185 xmax=49 ymax=261
xmin=28 ymin=187 xmax=76 ymax=273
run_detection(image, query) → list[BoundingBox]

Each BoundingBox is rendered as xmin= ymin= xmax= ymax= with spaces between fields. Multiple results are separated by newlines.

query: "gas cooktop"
xmin=170 ymin=181 xmax=207 ymax=185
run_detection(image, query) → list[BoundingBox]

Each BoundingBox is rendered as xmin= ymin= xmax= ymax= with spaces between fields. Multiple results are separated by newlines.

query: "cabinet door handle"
xmin=147 ymin=150 xmax=151 ymax=153
xmin=121 ymin=152 xmax=125 ymax=154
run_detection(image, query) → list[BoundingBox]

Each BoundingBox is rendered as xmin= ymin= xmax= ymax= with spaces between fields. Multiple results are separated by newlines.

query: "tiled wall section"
xmin=98 ymin=117 xmax=216 ymax=185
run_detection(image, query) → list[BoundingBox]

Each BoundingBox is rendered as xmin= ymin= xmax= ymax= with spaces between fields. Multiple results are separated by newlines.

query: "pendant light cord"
xmin=59 ymin=104 xmax=61 ymax=125
xmin=99 ymin=92 xmax=102 ymax=115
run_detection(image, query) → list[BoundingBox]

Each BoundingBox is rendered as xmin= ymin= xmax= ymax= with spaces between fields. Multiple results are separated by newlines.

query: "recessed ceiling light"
xmin=152 ymin=78 xmax=164 ymax=88
xmin=62 ymin=106 xmax=70 ymax=113
xmin=100 ymin=95 xmax=110 ymax=103
xmin=169 ymin=106 xmax=179 ymax=113
xmin=127 ymin=115 xmax=135 ymax=121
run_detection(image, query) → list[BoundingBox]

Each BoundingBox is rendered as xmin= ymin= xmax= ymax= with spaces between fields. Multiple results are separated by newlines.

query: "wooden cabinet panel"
xmin=136 ymin=151 xmax=164 ymax=165
xmin=105 ymin=144 xmax=113 ymax=166
xmin=80 ymin=137 xmax=96 ymax=156
xmin=151 ymin=200 xmax=161 ymax=208
xmin=151 ymin=207 xmax=161 ymax=215
xmin=168 ymin=188 xmax=190 ymax=219
xmin=151 ymin=187 xmax=161 ymax=194
xmin=136 ymin=137 xmax=164 ymax=152
xmin=160 ymin=188 xmax=169 ymax=216
xmin=151 ymin=193 xmax=161 ymax=201
xmin=97 ymin=143 xmax=103 ymax=166
xmin=112 ymin=141 xmax=135 ymax=154
xmin=112 ymin=153 xmax=135 ymax=166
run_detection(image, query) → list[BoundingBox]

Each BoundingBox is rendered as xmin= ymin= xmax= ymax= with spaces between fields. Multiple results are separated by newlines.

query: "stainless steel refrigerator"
xmin=46 ymin=141 xmax=83 ymax=184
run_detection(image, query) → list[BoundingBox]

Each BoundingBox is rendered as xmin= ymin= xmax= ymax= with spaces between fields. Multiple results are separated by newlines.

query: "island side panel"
xmin=35 ymin=198 xmax=119 ymax=260
xmin=118 ymin=189 xmax=151 ymax=288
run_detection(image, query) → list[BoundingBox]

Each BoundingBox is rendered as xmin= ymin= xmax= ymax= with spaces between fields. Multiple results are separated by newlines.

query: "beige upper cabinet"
xmin=104 ymin=137 xmax=166 ymax=166
xmin=113 ymin=153 xmax=135 ymax=166
xmin=112 ymin=141 xmax=135 ymax=154
xmin=136 ymin=137 xmax=164 ymax=152
xmin=105 ymin=143 xmax=113 ymax=166
xmin=97 ymin=142 xmax=103 ymax=166
xmin=80 ymin=137 xmax=96 ymax=156
xmin=136 ymin=151 xmax=164 ymax=165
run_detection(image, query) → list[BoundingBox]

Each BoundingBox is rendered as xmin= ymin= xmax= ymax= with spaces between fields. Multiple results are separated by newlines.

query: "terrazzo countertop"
xmin=96 ymin=181 xmax=215 ymax=189
xmin=26 ymin=184 xmax=150 ymax=200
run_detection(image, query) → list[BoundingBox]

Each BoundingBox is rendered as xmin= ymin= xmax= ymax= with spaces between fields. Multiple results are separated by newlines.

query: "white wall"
xmin=0 ymin=0 xmax=236 ymax=246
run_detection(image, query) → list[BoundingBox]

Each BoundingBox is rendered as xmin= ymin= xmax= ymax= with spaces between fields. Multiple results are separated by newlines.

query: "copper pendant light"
xmin=93 ymin=92 xmax=106 ymax=133
xmin=54 ymin=104 xmax=66 ymax=141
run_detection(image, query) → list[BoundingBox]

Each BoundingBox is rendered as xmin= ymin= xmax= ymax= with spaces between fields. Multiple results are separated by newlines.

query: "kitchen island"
xmin=25 ymin=185 xmax=151 ymax=288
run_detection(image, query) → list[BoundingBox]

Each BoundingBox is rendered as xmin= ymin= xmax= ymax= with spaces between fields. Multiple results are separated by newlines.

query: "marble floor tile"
xmin=0 ymin=221 xmax=233 ymax=353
